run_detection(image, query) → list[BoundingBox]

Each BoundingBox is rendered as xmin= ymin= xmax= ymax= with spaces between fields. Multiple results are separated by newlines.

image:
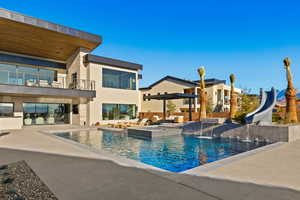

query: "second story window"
xmin=0 ymin=63 xmax=57 ymax=86
xmin=102 ymin=68 xmax=136 ymax=90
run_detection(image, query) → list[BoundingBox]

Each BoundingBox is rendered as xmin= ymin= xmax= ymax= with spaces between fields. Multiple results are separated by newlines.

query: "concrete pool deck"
xmin=0 ymin=148 xmax=299 ymax=200
xmin=202 ymin=139 xmax=300 ymax=190
xmin=0 ymin=126 xmax=300 ymax=199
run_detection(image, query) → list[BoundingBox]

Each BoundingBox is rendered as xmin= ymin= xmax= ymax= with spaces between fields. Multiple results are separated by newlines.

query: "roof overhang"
xmin=84 ymin=54 xmax=143 ymax=71
xmin=0 ymin=8 xmax=102 ymax=61
xmin=139 ymin=76 xmax=197 ymax=90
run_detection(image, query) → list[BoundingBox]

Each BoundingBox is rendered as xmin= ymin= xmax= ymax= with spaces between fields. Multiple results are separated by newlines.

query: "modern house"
xmin=140 ymin=75 xmax=242 ymax=113
xmin=0 ymin=8 xmax=142 ymax=130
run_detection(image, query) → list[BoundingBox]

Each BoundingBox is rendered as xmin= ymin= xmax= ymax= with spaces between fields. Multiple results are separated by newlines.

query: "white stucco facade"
xmin=87 ymin=62 xmax=140 ymax=125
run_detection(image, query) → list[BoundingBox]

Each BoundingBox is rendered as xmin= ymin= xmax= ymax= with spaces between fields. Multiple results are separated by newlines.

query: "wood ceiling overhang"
xmin=0 ymin=8 xmax=102 ymax=61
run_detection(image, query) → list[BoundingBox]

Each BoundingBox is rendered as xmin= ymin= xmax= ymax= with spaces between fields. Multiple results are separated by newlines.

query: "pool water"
xmin=56 ymin=130 xmax=268 ymax=172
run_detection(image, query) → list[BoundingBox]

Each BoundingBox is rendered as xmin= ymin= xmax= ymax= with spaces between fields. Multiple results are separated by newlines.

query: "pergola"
xmin=143 ymin=93 xmax=198 ymax=121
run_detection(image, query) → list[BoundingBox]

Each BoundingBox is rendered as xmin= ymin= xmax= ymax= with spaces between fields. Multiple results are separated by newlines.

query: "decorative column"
xmin=229 ymin=74 xmax=237 ymax=119
xmin=284 ymin=57 xmax=298 ymax=123
xmin=198 ymin=67 xmax=207 ymax=120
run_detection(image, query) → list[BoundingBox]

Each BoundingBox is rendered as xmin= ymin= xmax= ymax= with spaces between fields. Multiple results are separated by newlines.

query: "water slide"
xmin=244 ymin=88 xmax=277 ymax=125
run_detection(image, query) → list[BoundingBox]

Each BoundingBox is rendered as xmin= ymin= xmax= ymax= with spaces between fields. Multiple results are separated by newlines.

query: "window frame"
xmin=0 ymin=102 xmax=14 ymax=117
xmin=0 ymin=62 xmax=58 ymax=86
xmin=102 ymin=68 xmax=137 ymax=90
xmin=22 ymin=102 xmax=71 ymax=125
xmin=102 ymin=103 xmax=137 ymax=120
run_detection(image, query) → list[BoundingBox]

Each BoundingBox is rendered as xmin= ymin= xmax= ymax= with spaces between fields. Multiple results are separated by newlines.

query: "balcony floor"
xmin=0 ymin=83 xmax=96 ymax=98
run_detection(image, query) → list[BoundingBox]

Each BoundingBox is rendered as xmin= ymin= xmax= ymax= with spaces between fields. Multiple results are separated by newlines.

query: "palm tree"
xmin=284 ymin=57 xmax=298 ymax=123
xmin=229 ymin=74 xmax=237 ymax=119
xmin=198 ymin=67 xmax=207 ymax=120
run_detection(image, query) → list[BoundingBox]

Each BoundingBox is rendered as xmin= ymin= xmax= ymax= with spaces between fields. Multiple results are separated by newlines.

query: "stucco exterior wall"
xmin=206 ymin=84 xmax=242 ymax=111
xmin=87 ymin=62 xmax=140 ymax=125
xmin=0 ymin=117 xmax=23 ymax=130
xmin=66 ymin=48 xmax=90 ymax=125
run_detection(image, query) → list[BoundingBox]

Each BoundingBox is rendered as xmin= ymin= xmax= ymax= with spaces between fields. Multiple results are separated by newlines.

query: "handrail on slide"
xmin=244 ymin=88 xmax=276 ymax=124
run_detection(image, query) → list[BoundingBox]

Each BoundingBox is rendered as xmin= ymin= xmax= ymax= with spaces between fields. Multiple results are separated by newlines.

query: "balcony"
xmin=0 ymin=72 xmax=96 ymax=98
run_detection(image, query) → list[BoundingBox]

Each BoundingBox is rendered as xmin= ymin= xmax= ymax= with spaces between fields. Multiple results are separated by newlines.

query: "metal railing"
xmin=68 ymin=79 xmax=96 ymax=91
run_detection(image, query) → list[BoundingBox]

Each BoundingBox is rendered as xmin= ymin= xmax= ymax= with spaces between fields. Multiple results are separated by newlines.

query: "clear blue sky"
xmin=2 ymin=0 xmax=300 ymax=93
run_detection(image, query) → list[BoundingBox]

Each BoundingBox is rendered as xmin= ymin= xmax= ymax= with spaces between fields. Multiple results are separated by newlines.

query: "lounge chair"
xmin=39 ymin=80 xmax=49 ymax=87
xmin=128 ymin=118 xmax=149 ymax=127
xmin=47 ymin=117 xmax=55 ymax=124
xmin=151 ymin=115 xmax=161 ymax=123
xmin=174 ymin=116 xmax=184 ymax=123
xmin=36 ymin=117 xmax=45 ymax=125
xmin=107 ymin=119 xmax=147 ymax=129
xmin=24 ymin=118 xmax=32 ymax=125
xmin=108 ymin=122 xmax=128 ymax=129
xmin=51 ymin=81 xmax=61 ymax=88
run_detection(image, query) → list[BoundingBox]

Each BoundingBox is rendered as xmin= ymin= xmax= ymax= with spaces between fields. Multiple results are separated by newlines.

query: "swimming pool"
xmin=56 ymin=130 xmax=268 ymax=172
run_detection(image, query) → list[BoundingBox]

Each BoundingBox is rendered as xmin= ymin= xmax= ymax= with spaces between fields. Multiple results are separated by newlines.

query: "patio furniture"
xmin=152 ymin=115 xmax=161 ymax=122
xmin=25 ymin=80 xmax=36 ymax=87
xmin=47 ymin=117 xmax=55 ymax=124
xmin=128 ymin=118 xmax=149 ymax=127
xmin=39 ymin=80 xmax=49 ymax=87
xmin=166 ymin=115 xmax=175 ymax=120
xmin=174 ymin=116 xmax=184 ymax=123
xmin=51 ymin=81 xmax=61 ymax=88
xmin=107 ymin=118 xmax=149 ymax=129
xmin=36 ymin=117 xmax=45 ymax=125
xmin=24 ymin=117 xmax=32 ymax=125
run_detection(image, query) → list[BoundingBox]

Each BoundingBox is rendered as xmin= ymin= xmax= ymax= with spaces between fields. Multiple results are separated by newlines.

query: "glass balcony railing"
xmin=0 ymin=71 xmax=95 ymax=91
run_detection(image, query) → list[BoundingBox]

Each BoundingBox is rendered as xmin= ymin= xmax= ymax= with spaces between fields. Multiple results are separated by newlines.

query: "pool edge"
xmin=181 ymin=142 xmax=285 ymax=176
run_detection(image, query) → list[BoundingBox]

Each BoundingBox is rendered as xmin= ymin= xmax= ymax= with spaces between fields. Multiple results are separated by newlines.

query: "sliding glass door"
xmin=23 ymin=103 xmax=70 ymax=125
xmin=102 ymin=104 xmax=137 ymax=120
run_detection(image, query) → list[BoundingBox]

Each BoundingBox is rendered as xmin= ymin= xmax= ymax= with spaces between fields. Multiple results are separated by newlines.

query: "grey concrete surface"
xmin=166 ymin=173 xmax=300 ymax=200
xmin=0 ymin=148 xmax=217 ymax=200
xmin=127 ymin=126 xmax=181 ymax=139
xmin=0 ymin=148 xmax=299 ymax=200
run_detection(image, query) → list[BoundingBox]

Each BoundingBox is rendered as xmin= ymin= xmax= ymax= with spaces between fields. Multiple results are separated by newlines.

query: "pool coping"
xmin=41 ymin=128 xmax=285 ymax=176
xmin=181 ymin=141 xmax=285 ymax=175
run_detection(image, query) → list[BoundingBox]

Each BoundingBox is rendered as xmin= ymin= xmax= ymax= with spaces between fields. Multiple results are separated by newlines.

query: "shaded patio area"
xmin=143 ymin=93 xmax=198 ymax=121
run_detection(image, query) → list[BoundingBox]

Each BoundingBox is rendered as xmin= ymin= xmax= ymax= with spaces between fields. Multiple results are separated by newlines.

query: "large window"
xmin=102 ymin=104 xmax=137 ymax=120
xmin=0 ymin=63 xmax=57 ymax=86
xmin=23 ymin=103 xmax=70 ymax=125
xmin=0 ymin=103 xmax=14 ymax=117
xmin=102 ymin=68 xmax=136 ymax=90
